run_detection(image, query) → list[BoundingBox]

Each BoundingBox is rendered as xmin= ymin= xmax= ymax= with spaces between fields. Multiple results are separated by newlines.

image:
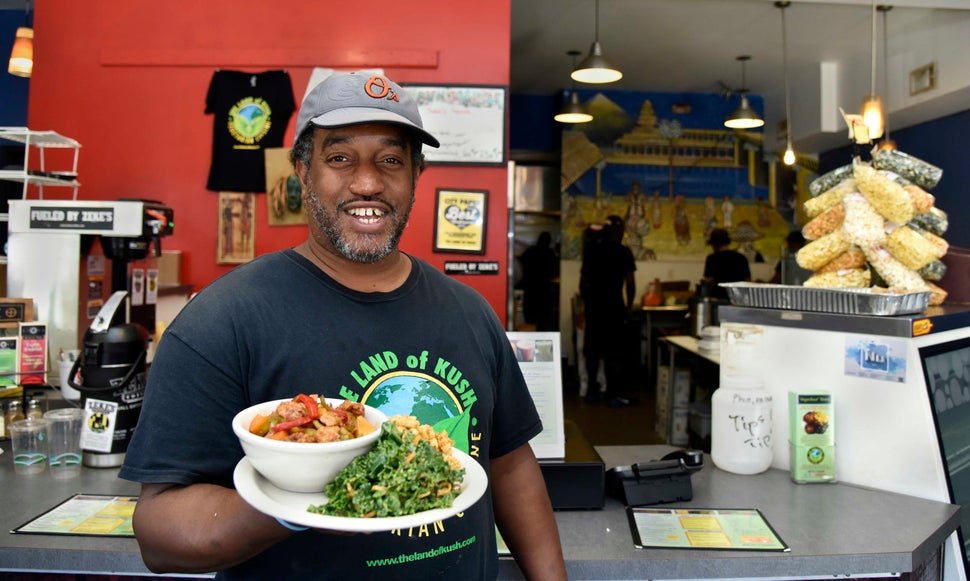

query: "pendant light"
xmin=7 ymin=1 xmax=33 ymax=78
xmin=777 ymin=2 xmax=795 ymax=165
xmin=555 ymin=51 xmax=593 ymax=124
xmin=571 ymin=0 xmax=622 ymax=84
xmin=860 ymin=0 xmax=884 ymax=140
xmin=876 ymin=5 xmax=896 ymax=151
xmin=724 ymin=56 xmax=764 ymax=129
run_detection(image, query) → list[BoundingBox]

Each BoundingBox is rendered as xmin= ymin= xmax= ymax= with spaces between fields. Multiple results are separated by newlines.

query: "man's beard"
xmin=304 ymin=185 xmax=414 ymax=264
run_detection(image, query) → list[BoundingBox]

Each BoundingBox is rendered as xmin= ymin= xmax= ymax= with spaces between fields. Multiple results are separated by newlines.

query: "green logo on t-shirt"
xmin=228 ymin=97 xmax=271 ymax=145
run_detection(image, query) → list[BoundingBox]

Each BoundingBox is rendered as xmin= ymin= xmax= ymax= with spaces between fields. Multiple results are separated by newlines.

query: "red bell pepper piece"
xmin=332 ymin=408 xmax=348 ymax=423
xmin=272 ymin=416 xmax=314 ymax=433
xmin=296 ymin=393 xmax=319 ymax=419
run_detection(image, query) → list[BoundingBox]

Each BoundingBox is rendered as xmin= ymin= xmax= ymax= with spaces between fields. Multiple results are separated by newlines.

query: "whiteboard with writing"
xmin=405 ymin=85 xmax=507 ymax=165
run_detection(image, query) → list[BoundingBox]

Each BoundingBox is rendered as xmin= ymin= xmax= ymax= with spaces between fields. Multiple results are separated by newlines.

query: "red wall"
xmin=26 ymin=0 xmax=512 ymax=323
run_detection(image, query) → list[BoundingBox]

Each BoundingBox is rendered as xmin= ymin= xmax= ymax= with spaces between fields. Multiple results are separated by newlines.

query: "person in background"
xmin=119 ymin=71 xmax=566 ymax=581
xmin=518 ymin=231 xmax=559 ymax=331
xmin=770 ymin=230 xmax=811 ymax=285
xmin=580 ymin=215 xmax=638 ymax=407
xmin=703 ymin=227 xmax=751 ymax=299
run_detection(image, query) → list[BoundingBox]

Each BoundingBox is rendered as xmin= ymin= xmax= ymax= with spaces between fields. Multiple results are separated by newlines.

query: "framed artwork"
xmin=217 ymin=192 xmax=256 ymax=264
xmin=433 ymin=188 xmax=487 ymax=254
xmin=909 ymin=63 xmax=936 ymax=96
xmin=403 ymin=84 xmax=507 ymax=165
xmin=263 ymin=147 xmax=307 ymax=226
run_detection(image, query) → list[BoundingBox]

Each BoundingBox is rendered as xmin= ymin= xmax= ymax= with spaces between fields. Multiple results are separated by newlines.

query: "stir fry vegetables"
xmin=247 ymin=394 xmax=376 ymax=443
xmin=310 ymin=416 xmax=466 ymax=518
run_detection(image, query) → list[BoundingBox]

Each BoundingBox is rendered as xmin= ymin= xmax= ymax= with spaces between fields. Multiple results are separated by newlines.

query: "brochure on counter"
xmin=506 ymin=332 xmax=565 ymax=460
xmin=12 ymin=493 xmax=136 ymax=537
xmin=626 ymin=507 xmax=789 ymax=552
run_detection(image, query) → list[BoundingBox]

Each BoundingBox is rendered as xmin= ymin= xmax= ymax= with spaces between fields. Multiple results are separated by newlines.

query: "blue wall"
xmin=509 ymin=93 xmax=560 ymax=153
xmin=1 ymin=10 xmax=30 ymax=127
xmin=819 ymin=109 xmax=970 ymax=248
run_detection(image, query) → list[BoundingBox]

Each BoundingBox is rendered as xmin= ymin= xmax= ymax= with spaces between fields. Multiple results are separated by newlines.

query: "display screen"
xmin=920 ymin=336 xmax=970 ymax=577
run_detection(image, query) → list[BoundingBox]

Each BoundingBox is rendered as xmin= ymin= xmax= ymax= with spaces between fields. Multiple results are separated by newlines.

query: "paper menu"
xmin=507 ymin=331 xmax=565 ymax=460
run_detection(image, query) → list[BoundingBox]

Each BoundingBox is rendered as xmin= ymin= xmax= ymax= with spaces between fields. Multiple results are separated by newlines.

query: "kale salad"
xmin=309 ymin=416 xmax=466 ymax=518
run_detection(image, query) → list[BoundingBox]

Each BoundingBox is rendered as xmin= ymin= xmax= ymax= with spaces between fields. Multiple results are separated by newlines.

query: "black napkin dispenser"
xmin=606 ymin=450 xmax=704 ymax=507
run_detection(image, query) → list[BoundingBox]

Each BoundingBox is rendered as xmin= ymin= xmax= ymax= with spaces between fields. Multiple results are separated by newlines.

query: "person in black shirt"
xmin=703 ymin=227 xmax=750 ymax=298
xmin=518 ymin=231 xmax=559 ymax=331
xmin=580 ymin=216 xmax=637 ymax=407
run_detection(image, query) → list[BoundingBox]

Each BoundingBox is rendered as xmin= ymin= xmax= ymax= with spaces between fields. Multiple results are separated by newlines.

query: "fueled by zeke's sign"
xmin=28 ymin=206 xmax=115 ymax=230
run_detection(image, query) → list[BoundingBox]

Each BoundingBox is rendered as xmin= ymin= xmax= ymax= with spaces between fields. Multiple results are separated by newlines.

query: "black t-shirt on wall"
xmin=205 ymin=69 xmax=295 ymax=193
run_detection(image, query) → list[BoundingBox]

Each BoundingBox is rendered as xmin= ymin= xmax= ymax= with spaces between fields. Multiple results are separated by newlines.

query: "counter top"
xmin=661 ymin=335 xmax=720 ymax=365
xmin=0 ymin=441 xmax=960 ymax=580
xmin=721 ymin=303 xmax=970 ymax=338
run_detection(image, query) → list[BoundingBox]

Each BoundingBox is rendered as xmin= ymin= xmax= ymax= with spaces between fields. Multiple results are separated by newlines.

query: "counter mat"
xmin=626 ymin=506 xmax=789 ymax=552
xmin=11 ymin=493 xmax=136 ymax=537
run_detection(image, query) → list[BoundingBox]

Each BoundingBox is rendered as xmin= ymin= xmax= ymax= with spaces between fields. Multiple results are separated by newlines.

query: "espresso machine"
xmin=6 ymin=198 xmax=174 ymax=384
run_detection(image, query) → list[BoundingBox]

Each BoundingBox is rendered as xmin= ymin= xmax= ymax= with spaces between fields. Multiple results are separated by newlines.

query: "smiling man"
xmin=120 ymin=72 xmax=566 ymax=581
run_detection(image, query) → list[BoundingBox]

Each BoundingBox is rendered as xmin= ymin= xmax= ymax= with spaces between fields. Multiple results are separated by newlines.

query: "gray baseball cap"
xmin=295 ymin=71 xmax=440 ymax=148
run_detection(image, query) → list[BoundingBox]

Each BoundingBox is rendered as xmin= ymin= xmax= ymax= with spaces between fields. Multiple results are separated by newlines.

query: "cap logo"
xmin=364 ymin=75 xmax=401 ymax=103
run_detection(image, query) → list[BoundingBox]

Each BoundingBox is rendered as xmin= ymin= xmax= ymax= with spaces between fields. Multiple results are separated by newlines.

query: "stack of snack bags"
xmin=796 ymin=148 xmax=949 ymax=305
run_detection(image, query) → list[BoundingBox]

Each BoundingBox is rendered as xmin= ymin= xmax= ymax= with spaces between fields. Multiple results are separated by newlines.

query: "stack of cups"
xmin=9 ymin=418 xmax=50 ymax=476
xmin=8 ymin=408 xmax=85 ymax=478
xmin=44 ymin=408 xmax=85 ymax=479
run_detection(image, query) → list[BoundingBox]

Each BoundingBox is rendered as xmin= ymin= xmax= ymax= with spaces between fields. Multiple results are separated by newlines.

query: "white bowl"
xmin=232 ymin=398 xmax=387 ymax=493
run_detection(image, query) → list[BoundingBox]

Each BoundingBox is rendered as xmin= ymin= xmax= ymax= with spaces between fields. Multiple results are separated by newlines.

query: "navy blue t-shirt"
xmin=120 ymin=249 xmax=541 ymax=580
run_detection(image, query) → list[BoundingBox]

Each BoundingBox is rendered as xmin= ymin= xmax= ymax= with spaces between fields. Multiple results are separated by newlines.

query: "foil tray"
xmin=720 ymin=282 xmax=930 ymax=316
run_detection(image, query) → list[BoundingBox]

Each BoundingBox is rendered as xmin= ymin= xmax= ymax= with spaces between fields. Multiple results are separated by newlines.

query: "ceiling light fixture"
xmin=571 ymin=0 xmax=622 ymax=84
xmin=861 ymin=0 xmax=885 ymax=140
xmin=777 ymin=2 xmax=795 ymax=165
xmin=7 ymin=1 xmax=33 ymax=78
xmin=876 ymin=5 xmax=896 ymax=151
xmin=555 ymin=51 xmax=593 ymax=124
xmin=724 ymin=56 xmax=764 ymax=129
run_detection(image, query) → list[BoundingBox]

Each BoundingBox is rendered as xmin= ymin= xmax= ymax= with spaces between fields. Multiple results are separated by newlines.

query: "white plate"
xmin=234 ymin=449 xmax=487 ymax=532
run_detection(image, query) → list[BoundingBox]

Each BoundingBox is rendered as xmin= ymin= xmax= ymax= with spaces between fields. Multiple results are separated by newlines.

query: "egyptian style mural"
xmin=561 ymin=89 xmax=805 ymax=262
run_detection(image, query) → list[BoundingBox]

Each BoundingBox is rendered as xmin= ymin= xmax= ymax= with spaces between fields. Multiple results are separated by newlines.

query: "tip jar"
xmin=710 ymin=374 xmax=773 ymax=475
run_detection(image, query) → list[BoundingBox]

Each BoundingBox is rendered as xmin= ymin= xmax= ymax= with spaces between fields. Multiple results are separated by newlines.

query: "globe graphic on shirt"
xmin=365 ymin=373 xmax=461 ymax=426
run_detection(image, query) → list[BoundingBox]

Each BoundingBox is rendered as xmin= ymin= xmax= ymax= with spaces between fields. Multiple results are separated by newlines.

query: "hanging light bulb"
xmin=783 ymin=145 xmax=796 ymax=166
xmin=8 ymin=26 xmax=33 ymax=78
xmin=8 ymin=1 xmax=33 ymax=78
xmin=571 ymin=0 xmax=622 ymax=84
xmin=860 ymin=0 xmax=884 ymax=140
xmin=724 ymin=56 xmax=764 ymax=129
xmin=555 ymin=92 xmax=593 ymax=124
xmin=777 ymin=2 xmax=796 ymax=165
xmin=876 ymin=5 xmax=896 ymax=151
xmin=556 ymin=51 xmax=593 ymax=124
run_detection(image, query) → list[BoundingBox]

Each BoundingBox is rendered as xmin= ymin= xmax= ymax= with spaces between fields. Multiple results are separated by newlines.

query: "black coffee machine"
xmin=68 ymin=290 xmax=150 ymax=467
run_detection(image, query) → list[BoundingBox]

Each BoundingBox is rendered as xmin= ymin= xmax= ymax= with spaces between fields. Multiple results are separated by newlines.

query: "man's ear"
xmin=413 ymin=158 xmax=427 ymax=183
xmin=294 ymin=160 xmax=309 ymax=194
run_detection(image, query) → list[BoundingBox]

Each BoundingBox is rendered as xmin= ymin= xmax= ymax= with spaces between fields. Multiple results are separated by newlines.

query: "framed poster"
xmin=217 ymin=192 xmax=256 ymax=264
xmin=433 ymin=189 xmax=487 ymax=254
xmin=264 ymin=147 xmax=307 ymax=226
xmin=404 ymin=84 xmax=507 ymax=165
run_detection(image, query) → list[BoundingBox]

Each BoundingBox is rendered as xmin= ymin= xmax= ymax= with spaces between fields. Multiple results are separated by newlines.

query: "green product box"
xmin=789 ymin=391 xmax=835 ymax=483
